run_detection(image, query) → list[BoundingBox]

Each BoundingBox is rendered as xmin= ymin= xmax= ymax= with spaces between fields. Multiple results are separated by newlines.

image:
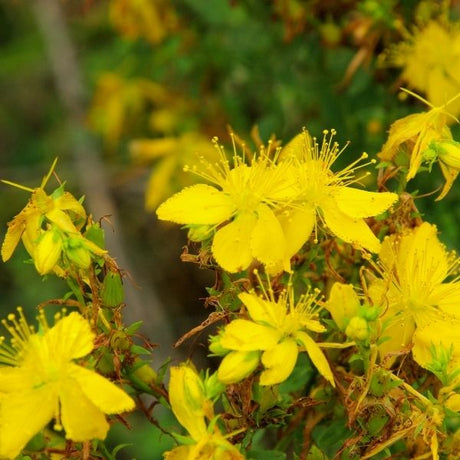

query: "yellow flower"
xmin=389 ymin=20 xmax=460 ymax=117
xmin=165 ymin=364 xmax=243 ymax=460
xmin=368 ymin=222 xmax=460 ymax=368
xmin=2 ymin=160 xmax=86 ymax=263
xmin=0 ymin=309 xmax=135 ymax=459
xmin=88 ymin=73 xmax=167 ymax=150
xmin=217 ymin=287 xmax=335 ymax=386
xmin=156 ymin=138 xmax=296 ymax=273
xmin=377 ymin=101 xmax=457 ymax=199
xmin=109 ymin=0 xmax=178 ymax=45
xmin=279 ymin=129 xmax=397 ymax=256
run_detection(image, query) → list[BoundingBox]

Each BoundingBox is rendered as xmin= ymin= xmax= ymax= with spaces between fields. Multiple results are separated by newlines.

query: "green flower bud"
xmin=34 ymin=229 xmax=63 ymax=275
xmin=187 ymin=224 xmax=213 ymax=242
xmin=433 ymin=140 xmax=460 ymax=169
xmin=129 ymin=360 xmax=157 ymax=387
xmin=65 ymin=237 xmax=91 ymax=269
xmin=204 ymin=371 xmax=226 ymax=400
xmin=209 ymin=332 xmax=230 ymax=356
xmin=345 ymin=316 xmax=369 ymax=341
xmin=101 ymin=271 xmax=125 ymax=307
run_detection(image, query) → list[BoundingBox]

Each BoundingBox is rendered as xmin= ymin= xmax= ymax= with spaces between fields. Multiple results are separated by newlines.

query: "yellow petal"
xmin=168 ymin=365 xmax=207 ymax=440
xmin=156 ymin=184 xmax=235 ymax=225
xmin=54 ymin=192 xmax=86 ymax=219
xmin=250 ymin=204 xmax=286 ymax=271
xmin=260 ymin=339 xmax=298 ymax=385
xmin=276 ymin=205 xmax=315 ymax=259
xmin=326 ymin=283 xmax=360 ymax=330
xmin=45 ymin=208 xmax=78 ymax=233
xmin=432 ymin=282 xmax=460 ymax=318
xmin=212 ymin=213 xmax=257 ymax=272
xmin=68 ymin=364 xmax=135 ymax=414
xmin=0 ymin=386 xmax=56 ymax=459
xmin=238 ymin=292 xmax=285 ymax=327
xmin=333 ymin=186 xmax=398 ymax=218
xmin=413 ymin=320 xmax=460 ymax=371
xmin=437 ymin=161 xmax=459 ymax=201
xmin=220 ymin=319 xmax=281 ymax=351
xmin=1 ymin=217 xmax=25 ymax=262
xmin=217 ymin=350 xmax=260 ymax=384
xmin=398 ymin=223 xmax=447 ymax=288
xmin=378 ymin=315 xmax=416 ymax=366
xmin=60 ymin=378 xmax=110 ymax=441
xmin=45 ymin=312 xmax=95 ymax=361
xmin=295 ymin=331 xmax=335 ymax=386
xmin=321 ymin=198 xmax=381 ymax=252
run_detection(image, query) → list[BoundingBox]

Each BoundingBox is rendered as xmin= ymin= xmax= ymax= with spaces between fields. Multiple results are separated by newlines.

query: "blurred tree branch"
xmin=31 ymin=0 xmax=175 ymax=354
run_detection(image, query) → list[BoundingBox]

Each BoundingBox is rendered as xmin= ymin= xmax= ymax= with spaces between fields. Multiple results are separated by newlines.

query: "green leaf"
xmin=125 ymin=320 xmax=143 ymax=334
xmin=247 ymin=449 xmax=287 ymax=460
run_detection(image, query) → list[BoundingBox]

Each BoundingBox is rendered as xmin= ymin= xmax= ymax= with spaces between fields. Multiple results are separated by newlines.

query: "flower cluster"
xmin=1 ymin=160 xmax=106 ymax=276
xmin=157 ymin=129 xmax=397 ymax=273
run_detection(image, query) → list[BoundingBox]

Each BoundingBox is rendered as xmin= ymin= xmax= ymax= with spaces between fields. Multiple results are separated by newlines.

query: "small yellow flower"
xmin=1 ymin=160 xmax=86 ymax=263
xmin=278 ymin=129 xmax=397 ymax=256
xmin=389 ymin=19 xmax=460 ymax=117
xmin=165 ymin=364 xmax=243 ymax=460
xmin=377 ymin=100 xmax=458 ymax=199
xmin=157 ymin=137 xmax=297 ymax=273
xmin=216 ymin=286 xmax=335 ymax=387
xmin=368 ymin=222 xmax=460 ymax=368
xmin=0 ymin=309 xmax=135 ymax=459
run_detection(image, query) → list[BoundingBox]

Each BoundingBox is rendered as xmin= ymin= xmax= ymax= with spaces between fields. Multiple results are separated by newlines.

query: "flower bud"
xmin=169 ymin=364 xmax=208 ymax=440
xmin=101 ymin=271 xmax=125 ymax=307
xmin=187 ymin=224 xmax=213 ymax=242
xmin=217 ymin=350 xmax=260 ymax=384
xmin=129 ymin=359 xmax=157 ymax=388
xmin=209 ymin=332 xmax=230 ymax=356
xmin=434 ymin=140 xmax=460 ymax=169
xmin=345 ymin=316 xmax=369 ymax=341
xmin=65 ymin=237 xmax=91 ymax=269
xmin=34 ymin=229 xmax=63 ymax=275
xmin=204 ymin=371 xmax=226 ymax=400
xmin=326 ymin=283 xmax=360 ymax=330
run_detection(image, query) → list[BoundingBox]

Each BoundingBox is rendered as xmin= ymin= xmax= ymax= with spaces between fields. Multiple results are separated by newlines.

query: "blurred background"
xmin=1 ymin=0 xmax=460 ymax=457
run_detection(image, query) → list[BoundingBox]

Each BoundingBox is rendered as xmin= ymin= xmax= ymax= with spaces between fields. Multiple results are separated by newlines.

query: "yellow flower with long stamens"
xmin=1 ymin=159 xmax=86 ymax=263
xmin=0 ymin=309 xmax=135 ymax=459
xmin=278 ymin=129 xmax=397 ymax=258
xmin=165 ymin=364 xmax=244 ymax=460
xmin=378 ymin=90 xmax=460 ymax=199
xmin=216 ymin=281 xmax=335 ymax=387
xmin=368 ymin=222 xmax=460 ymax=368
xmin=156 ymin=137 xmax=296 ymax=273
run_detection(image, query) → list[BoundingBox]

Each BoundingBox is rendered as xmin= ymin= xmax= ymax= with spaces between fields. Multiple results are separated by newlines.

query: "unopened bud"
xmin=217 ymin=350 xmax=260 ymax=384
xmin=434 ymin=140 xmax=460 ymax=169
xmin=345 ymin=316 xmax=369 ymax=341
xmin=101 ymin=271 xmax=125 ymax=307
xmin=187 ymin=224 xmax=213 ymax=242
xmin=34 ymin=229 xmax=62 ymax=275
